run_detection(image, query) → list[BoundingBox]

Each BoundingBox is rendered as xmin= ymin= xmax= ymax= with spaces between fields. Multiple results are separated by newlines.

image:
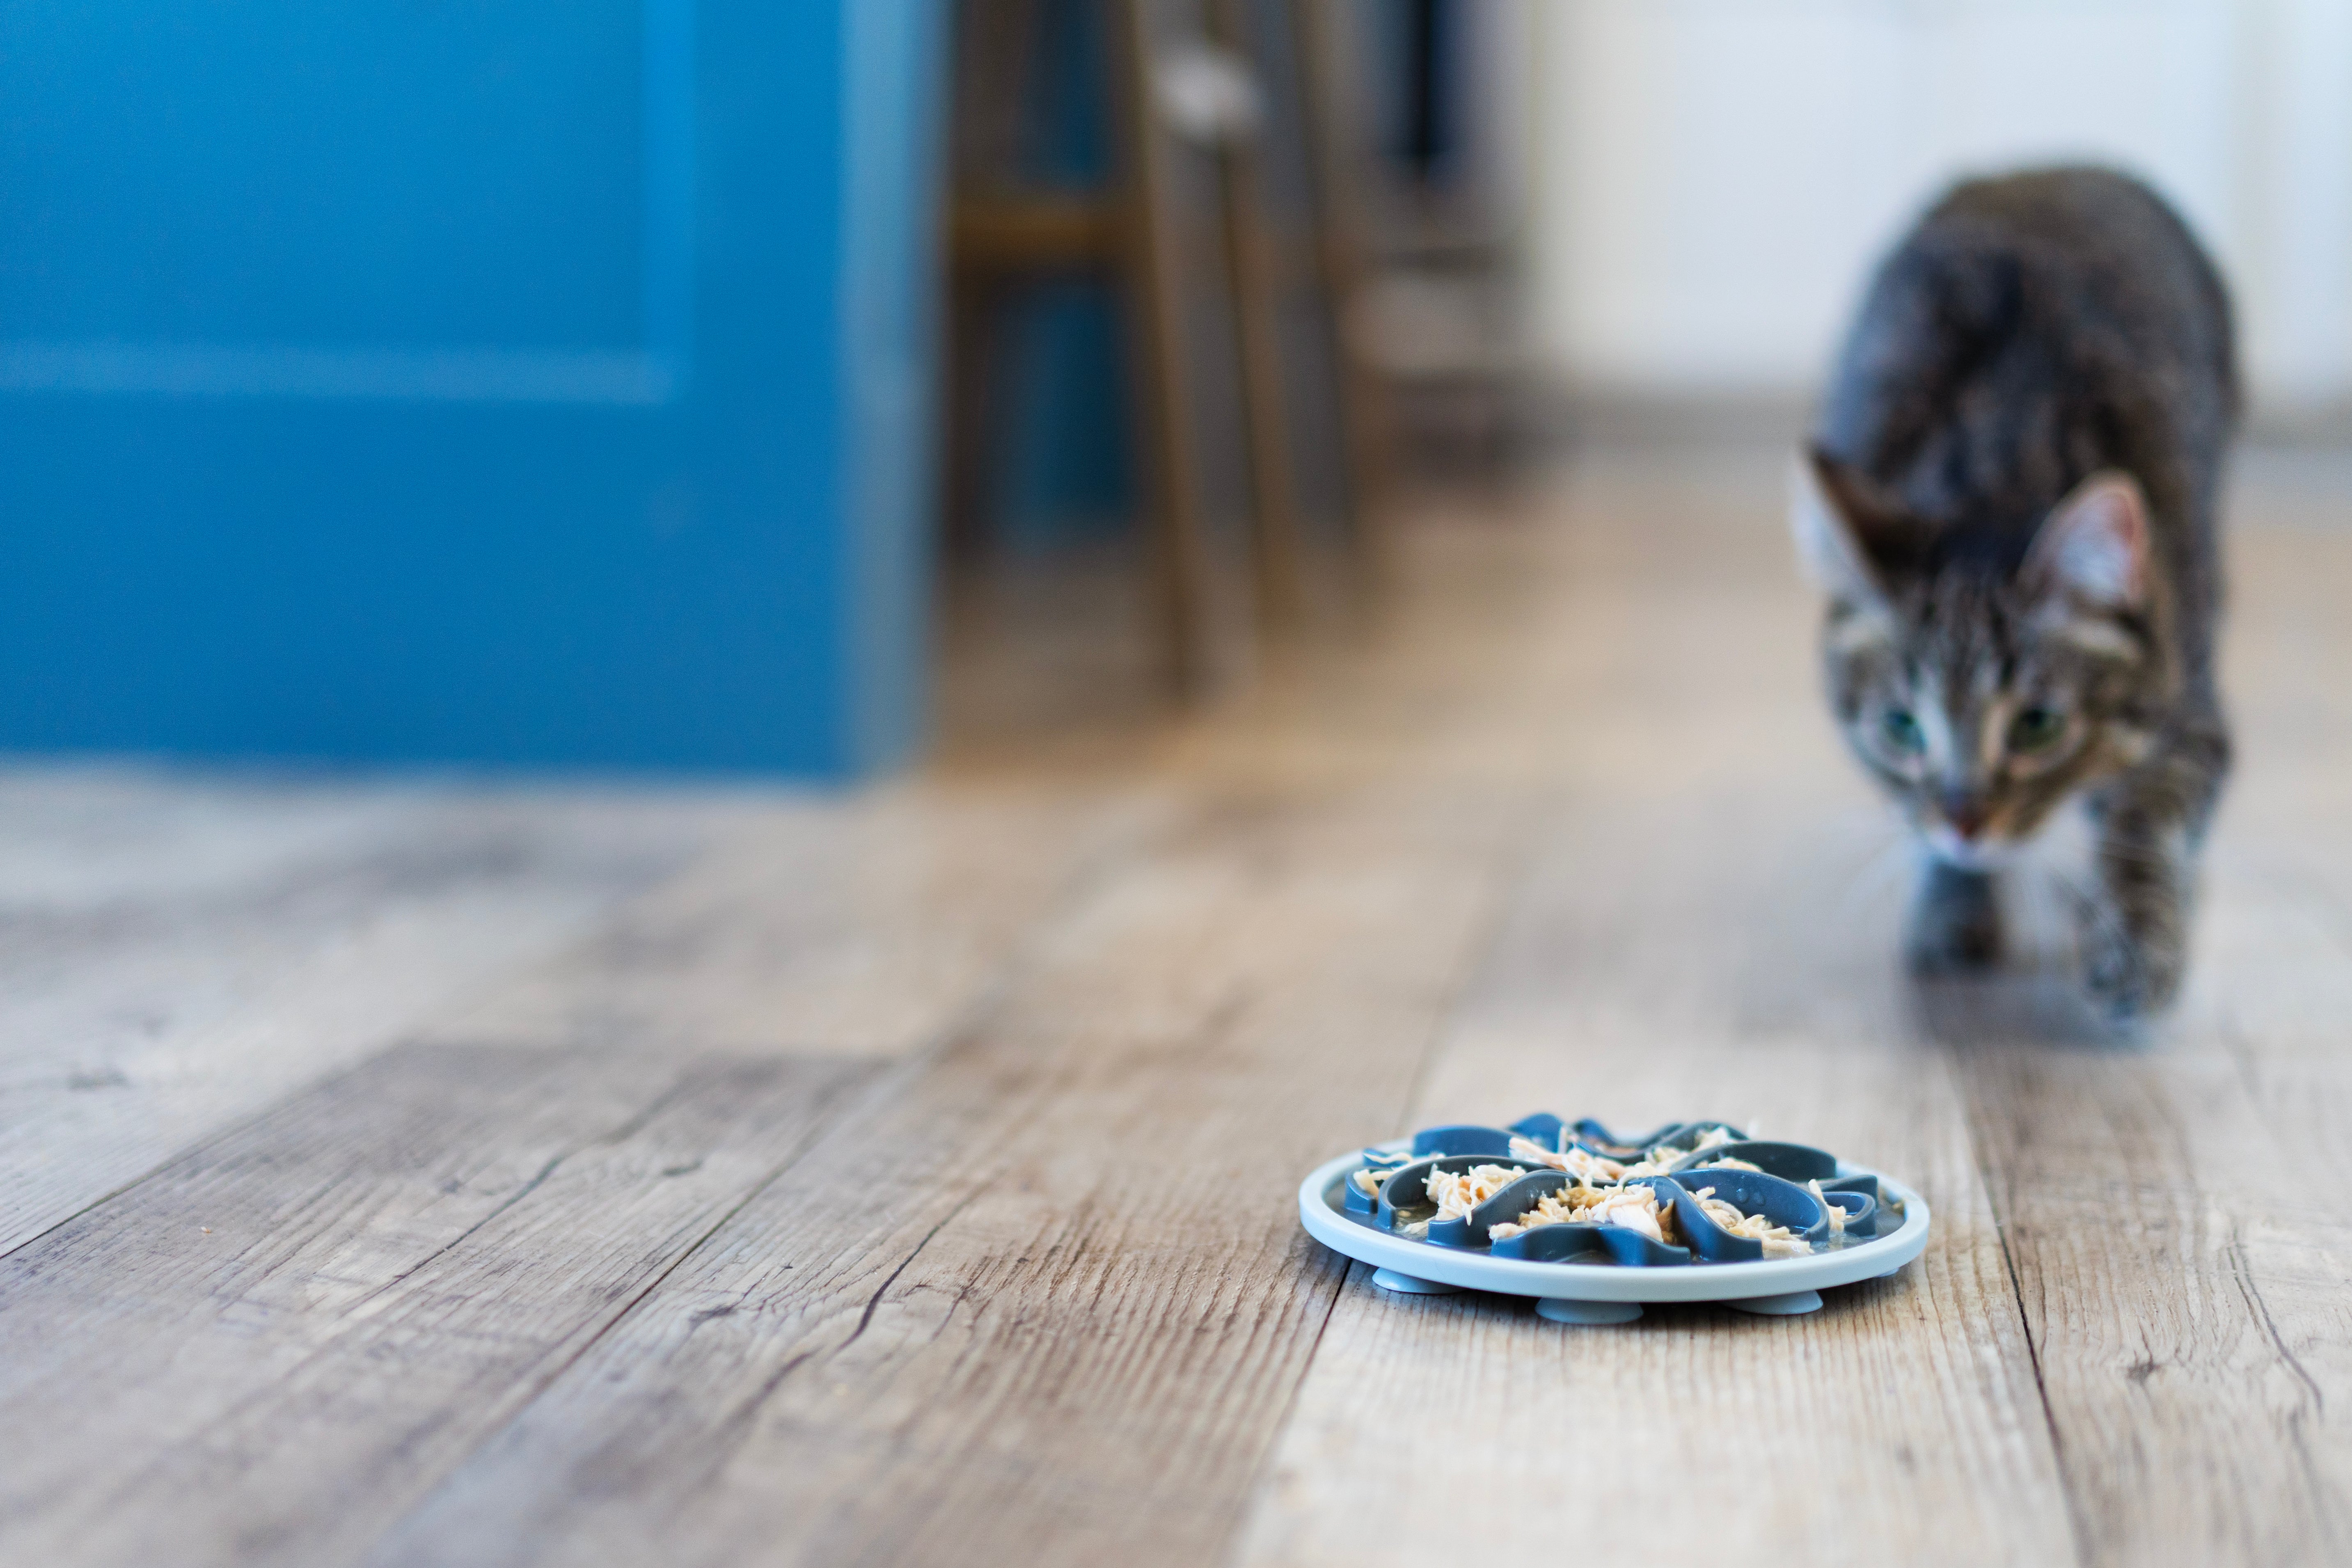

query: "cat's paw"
xmin=1906 ymin=869 xmax=2002 ymax=973
xmin=2079 ymin=913 xmax=2183 ymax=1023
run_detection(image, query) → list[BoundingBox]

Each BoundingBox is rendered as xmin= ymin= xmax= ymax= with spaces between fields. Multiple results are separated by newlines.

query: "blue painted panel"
xmin=0 ymin=0 xmax=949 ymax=774
xmin=1 ymin=1 xmax=646 ymax=348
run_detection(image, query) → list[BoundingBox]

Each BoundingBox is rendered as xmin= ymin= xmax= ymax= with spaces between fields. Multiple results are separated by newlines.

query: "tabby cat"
xmin=1793 ymin=166 xmax=2237 ymax=1021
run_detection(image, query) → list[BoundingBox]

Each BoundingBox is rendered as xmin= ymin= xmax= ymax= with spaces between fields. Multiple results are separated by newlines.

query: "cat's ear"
xmin=1790 ymin=447 xmax=1919 ymax=601
xmin=2021 ymin=472 xmax=2150 ymax=611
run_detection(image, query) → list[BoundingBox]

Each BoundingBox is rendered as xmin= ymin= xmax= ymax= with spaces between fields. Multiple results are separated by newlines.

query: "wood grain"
xmin=0 ymin=784 xmax=717 ymax=1255
xmin=7 ymin=448 xmax=2352 ymax=1568
xmin=0 ymin=1041 xmax=880 ymax=1567
xmin=1918 ymin=884 xmax=2352 ymax=1568
xmin=421 ymin=780 xmax=1169 ymax=1059
xmin=0 ymin=772 xmax=1170 ymax=1568
xmin=1882 ymin=510 xmax=2352 ymax=1568
xmin=366 ymin=782 xmax=1527 ymax=1568
xmin=1229 ymin=458 xmax=2078 ymax=1566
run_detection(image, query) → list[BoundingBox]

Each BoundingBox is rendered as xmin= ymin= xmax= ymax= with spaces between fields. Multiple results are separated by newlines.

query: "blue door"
xmin=0 ymin=1 xmax=946 ymax=775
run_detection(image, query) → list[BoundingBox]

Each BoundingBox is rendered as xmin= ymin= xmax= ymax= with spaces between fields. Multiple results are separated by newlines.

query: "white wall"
xmin=1521 ymin=0 xmax=2352 ymax=418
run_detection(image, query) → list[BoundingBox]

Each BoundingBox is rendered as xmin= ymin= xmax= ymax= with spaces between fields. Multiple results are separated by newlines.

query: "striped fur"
xmin=1797 ymin=167 xmax=2236 ymax=1021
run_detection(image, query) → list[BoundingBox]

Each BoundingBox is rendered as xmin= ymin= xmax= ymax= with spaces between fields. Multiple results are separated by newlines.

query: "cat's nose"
xmin=1943 ymin=799 xmax=1990 ymax=840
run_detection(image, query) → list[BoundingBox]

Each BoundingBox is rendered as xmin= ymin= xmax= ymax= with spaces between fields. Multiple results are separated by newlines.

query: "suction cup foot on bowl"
xmin=1371 ymin=1268 xmax=1461 ymax=1295
xmin=1535 ymin=1297 xmax=1643 ymax=1325
xmin=1727 ymin=1289 xmax=1823 ymax=1316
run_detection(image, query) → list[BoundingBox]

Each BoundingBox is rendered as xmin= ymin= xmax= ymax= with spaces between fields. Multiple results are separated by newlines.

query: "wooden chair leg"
xmin=950 ymin=0 xmax=1044 ymax=188
xmin=1211 ymin=0 xmax=1308 ymax=632
xmin=940 ymin=272 xmax=1000 ymax=563
xmin=1289 ymin=0 xmax=1397 ymax=584
xmin=1108 ymin=0 xmax=1218 ymax=696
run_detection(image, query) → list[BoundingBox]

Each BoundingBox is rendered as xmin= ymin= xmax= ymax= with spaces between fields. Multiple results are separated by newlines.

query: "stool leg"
xmin=1211 ymin=0 xmax=1308 ymax=630
xmin=940 ymin=272 xmax=999 ymax=563
xmin=1109 ymin=0 xmax=1218 ymax=697
xmin=1289 ymin=0 xmax=1395 ymax=585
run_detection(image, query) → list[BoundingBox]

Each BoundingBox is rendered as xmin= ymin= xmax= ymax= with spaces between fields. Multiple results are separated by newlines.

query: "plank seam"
xmin=346 ymin=1067 xmax=708 ymax=1312
xmin=2224 ymin=1222 xmax=2342 ymax=1553
xmin=844 ymin=1185 xmax=984 ymax=1356
xmin=356 ymin=1058 xmax=892 ymax=1549
xmin=1218 ymin=796 xmax=1535 ymax=1565
xmin=1391 ymin=794 xmax=1541 ymax=1138
xmin=2227 ymin=1223 xmax=2327 ymax=1418
xmin=1965 ymin=1077 xmax=2096 ymax=1568
xmin=0 ymin=841 xmax=704 ymax=1264
xmin=1213 ymin=1250 xmax=1356 ymax=1568
xmin=359 ymin=794 xmax=1195 ymax=1543
xmin=0 ymin=1034 xmax=530 ymax=1266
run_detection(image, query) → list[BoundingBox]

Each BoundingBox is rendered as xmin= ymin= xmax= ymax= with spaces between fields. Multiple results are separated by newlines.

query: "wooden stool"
xmin=945 ymin=0 xmax=1383 ymax=697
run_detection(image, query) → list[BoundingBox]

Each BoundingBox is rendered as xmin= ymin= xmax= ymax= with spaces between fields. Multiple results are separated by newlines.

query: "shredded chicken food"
xmin=1349 ymin=1148 xmax=1418 ymax=1198
xmin=1505 ymin=1124 xmax=1738 ymax=1182
xmin=1423 ymin=1164 xmax=1529 ymax=1222
xmin=1488 ymin=1181 xmax=1673 ymax=1246
xmin=1687 ymin=1186 xmax=1812 ymax=1257
xmin=1388 ymin=1162 xmax=1528 ymax=1238
xmin=1358 ymin=1124 xmax=1841 ymax=1260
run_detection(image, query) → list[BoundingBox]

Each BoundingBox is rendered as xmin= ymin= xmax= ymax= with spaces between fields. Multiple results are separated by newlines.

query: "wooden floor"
xmin=8 ymin=446 xmax=2352 ymax=1568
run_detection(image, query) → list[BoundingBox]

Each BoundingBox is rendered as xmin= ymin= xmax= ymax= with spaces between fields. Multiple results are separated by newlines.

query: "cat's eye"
xmin=2007 ymin=706 xmax=2066 ymax=753
xmin=1879 ymin=709 xmax=1926 ymax=756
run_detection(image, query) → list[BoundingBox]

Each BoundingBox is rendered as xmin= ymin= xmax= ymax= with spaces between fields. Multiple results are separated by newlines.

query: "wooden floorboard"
xmin=6 ymin=449 xmax=2352 ymax=1567
xmin=1913 ymin=515 xmax=2352 ymax=1568
xmin=0 ymin=1040 xmax=880 ymax=1567
xmin=1231 ymin=464 xmax=2075 ymax=1567
xmin=0 ymin=783 xmax=721 ymax=1256
xmin=0 ymin=776 xmax=1166 ymax=1568
xmin=419 ymin=780 xmax=1171 ymax=1059
xmin=366 ymin=781 xmax=1526 ymax=1568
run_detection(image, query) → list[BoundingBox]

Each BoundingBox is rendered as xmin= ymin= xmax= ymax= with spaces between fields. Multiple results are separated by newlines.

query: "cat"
xmin=1792 ymin=166 xmax=2238 ymax=1022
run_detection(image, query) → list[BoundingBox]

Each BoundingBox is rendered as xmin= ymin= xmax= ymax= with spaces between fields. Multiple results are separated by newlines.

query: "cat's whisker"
xmin=2013 ymin=858 xmax=2086 ymax=967
xmin=1832 ymin=835 xmax=1919 ymax=924
xmin=1798 ymin=810 xmax=1911 ymax=865
xmin=1775 ymin=810 xmax=1912 ymax=912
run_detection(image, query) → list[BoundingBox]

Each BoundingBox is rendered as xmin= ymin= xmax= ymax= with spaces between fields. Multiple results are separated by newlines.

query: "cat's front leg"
xmin=1907 ymin=860 xmax=2002 ymax=973
xmin=2078 ymin=799 xmax=2197 ymax=1023
xmin=2077 ymin=722 xmax=2226 ymax=1022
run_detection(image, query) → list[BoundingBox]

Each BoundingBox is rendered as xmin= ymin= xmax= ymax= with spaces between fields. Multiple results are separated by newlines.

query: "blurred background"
xmin=17 ymin=8 xmax=2352 ymax=1555
xmin=1520 ymin=0 xmax=2352 ymax=426
xmin=4 ymin=0 xmax=2349 ymax=776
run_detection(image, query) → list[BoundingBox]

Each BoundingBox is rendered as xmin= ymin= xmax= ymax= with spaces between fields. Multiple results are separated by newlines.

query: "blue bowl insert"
xmin=1342 ymin=1147 xmax=1419 ymax=1214
xmin=1672 ymin=1139 xmax=1838 ymax=1182
xmin=1474 ymin=1172 xmax=1694 ymax=1265
xmin=1490 ymin=1220 xmax=1692 ymax=1267
xmin=1506 ymin=1112 xmax=1567 ymax=1149
xmin=1819 ymin=1174 xmax=1892 ymax=1236
xmin=1567 ymin=1118 xmax=1747 ymax=1163
xmin=1664 ymin=1169 xmax=1831 ymax=1262
xmin=1566 ymin=1118 xmax=1684 ymax=1158
xmin=1409 ymin=1124 xmax=1518 ymax=1158
xmin=1376 ymin=1154 xmax=1535 ymax=1234
xmin=1343 ymin=1115 xmax=1903 ymax=1270
xmin=1816 ymin=1188 xmax=1876 ymax=1233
